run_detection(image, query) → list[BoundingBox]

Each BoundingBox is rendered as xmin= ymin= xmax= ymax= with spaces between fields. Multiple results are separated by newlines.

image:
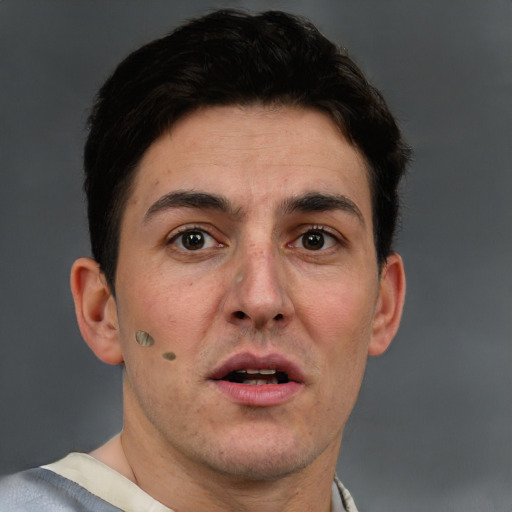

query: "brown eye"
xmin=171 ymin=229 xmax=219 ymax=251
xmin=302 ymin=231 xmax=325 ymax=250
xmin=181 ymin=231 xmax=205 ymax=250
xmin=290 ymin=228 xmax=338 ymax=252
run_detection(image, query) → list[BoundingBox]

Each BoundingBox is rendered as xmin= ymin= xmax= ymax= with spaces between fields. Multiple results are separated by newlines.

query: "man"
xmin=0 ymin=9 xmax=408 ymax=511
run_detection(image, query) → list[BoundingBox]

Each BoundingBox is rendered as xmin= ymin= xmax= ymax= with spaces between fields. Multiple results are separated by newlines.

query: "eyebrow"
xmin=144 ymin=190 xmax=364 ymax=225
xmin=280 ymin=192 xmax=365 ymax=225
xmin=144 ymin=190 xmax=240 ymax=223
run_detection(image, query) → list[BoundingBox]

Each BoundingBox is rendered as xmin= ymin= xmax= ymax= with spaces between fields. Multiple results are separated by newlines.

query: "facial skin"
xmin=72 ymin=105 xmax=405 ymax=511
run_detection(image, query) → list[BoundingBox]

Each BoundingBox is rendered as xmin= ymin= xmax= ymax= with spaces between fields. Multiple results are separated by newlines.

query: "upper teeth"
xmin=236 ymin=369 xmax=277 ymax=375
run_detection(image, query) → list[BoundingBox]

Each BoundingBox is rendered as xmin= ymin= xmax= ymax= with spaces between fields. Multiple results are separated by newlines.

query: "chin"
xmin=200 ymin=430 xmax=318 ymax=482
xmin=211 ymin=453 xmax=312 ymax=482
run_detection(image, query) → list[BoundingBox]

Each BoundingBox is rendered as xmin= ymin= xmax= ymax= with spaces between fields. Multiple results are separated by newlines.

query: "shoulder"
xmin=0 ymin=468 xmax=121 ymax=512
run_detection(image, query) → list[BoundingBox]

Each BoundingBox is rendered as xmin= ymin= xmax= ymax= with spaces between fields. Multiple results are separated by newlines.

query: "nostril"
xmin=234 ymin=311 xmax=247 ymax=320
xmin=274 ymin=313 xmax=284 ymax=321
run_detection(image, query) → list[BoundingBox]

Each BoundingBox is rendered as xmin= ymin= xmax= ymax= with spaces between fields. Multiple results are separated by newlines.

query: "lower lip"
xmin=212 ymin=380 xmax=303 ymax=407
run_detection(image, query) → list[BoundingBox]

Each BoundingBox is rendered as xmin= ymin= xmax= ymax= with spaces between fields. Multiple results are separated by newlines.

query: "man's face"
xmin=113 ymin=105 xmax=382 ymax=480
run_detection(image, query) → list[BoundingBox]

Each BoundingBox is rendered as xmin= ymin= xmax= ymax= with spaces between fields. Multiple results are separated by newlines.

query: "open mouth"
xmin=221 ymin=369 xmax=290 ymax=386
xmin=210 ymin=354 xmax=304 ymax=406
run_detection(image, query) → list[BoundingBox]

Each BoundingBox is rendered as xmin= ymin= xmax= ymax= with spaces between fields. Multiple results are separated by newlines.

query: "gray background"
xmin=1 ymin=1 xmax=510 ymax=511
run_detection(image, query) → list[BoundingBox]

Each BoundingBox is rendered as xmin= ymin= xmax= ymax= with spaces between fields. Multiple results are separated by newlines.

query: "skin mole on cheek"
xmin=135 ymin=331 xmax=155 ymax=347
xmin=162 ymin=352 xmax=177 ymax=361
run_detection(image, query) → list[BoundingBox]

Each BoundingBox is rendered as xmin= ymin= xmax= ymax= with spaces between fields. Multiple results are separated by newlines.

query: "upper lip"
xmin=209 ymin=352 xmax=306 ymax=383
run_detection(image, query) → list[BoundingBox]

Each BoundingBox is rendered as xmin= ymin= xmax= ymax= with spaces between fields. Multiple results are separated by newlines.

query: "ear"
xmin=70 ymin=258 xmax=123 ymax=365
xmin=368 ymin=253 xmax=406 ymax=356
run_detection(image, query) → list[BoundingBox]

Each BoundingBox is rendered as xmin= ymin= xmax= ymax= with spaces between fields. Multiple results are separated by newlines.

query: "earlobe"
xmin=70 ymin=258 xmax=124 ymax=365
xmin=368 ymin=253 xmax=406 ymax=356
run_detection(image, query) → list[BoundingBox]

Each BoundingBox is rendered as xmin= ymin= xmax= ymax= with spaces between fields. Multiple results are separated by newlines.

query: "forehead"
xmin=125 ymin=105 xmax=372 ymax=222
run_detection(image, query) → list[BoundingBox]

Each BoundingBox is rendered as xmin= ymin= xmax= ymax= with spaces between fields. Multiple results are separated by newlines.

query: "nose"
xmin=223 ymin=242 xmax=294 ymax=330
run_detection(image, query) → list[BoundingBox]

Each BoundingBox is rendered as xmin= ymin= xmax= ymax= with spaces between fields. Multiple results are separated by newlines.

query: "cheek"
xmin=300 ymin=281 xmax=376 ymax=346
xmin=123 ymin=355 xmax=199 ymax=439
xmin=298 ymin=281 xmax=376 ymax=399
xmin=115 ymin=271 xmax=226 ymax=383
xmin=119 ymin=269 xmax=221 ymax=330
